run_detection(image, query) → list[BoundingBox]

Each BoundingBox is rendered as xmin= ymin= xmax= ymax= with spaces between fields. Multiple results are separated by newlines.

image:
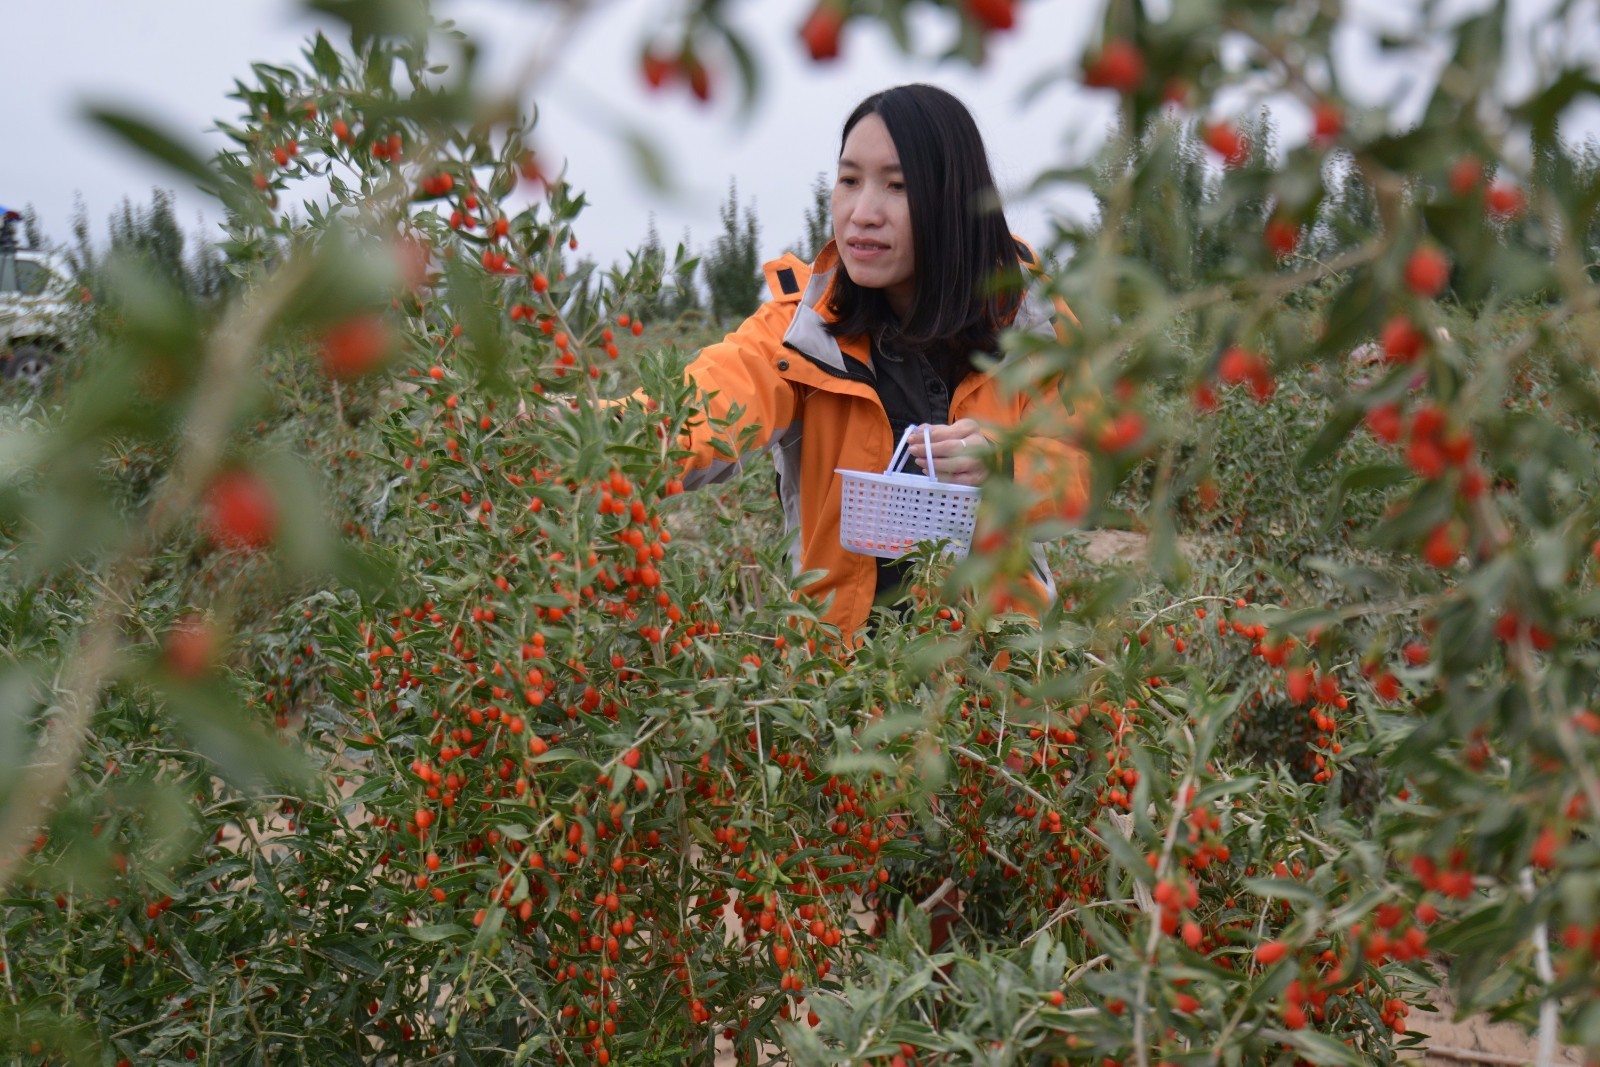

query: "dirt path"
xmin=1074 ymin=528 xmax=1156 ymax=565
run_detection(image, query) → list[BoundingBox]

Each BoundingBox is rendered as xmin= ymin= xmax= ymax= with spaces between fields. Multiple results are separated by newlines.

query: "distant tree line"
xmin=61 ymin=189 xmax=233 ymax=301
xmin=627 ymin=172 xmax=832 ymax=327
xmin=1083 ymin=110 xmax=1600 ymax=299
xmin=33 ymin=120 xmax=1600 ymax=335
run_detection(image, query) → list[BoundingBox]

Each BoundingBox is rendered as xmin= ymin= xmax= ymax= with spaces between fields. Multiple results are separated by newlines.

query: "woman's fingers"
xmin=908 ymin=421 xmax=990 ymax=484
xmin=908 ymin=421 xmax=984 ymax=456
xmin=909 ymin=422 xmax=988 ymax=459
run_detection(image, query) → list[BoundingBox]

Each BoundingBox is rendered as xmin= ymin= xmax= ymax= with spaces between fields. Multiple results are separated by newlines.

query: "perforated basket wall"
xmin=836 ymin=469 xmax=981 ymax=559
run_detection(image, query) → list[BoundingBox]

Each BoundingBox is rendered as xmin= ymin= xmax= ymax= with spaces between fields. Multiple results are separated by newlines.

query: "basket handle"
xmin=885 ymin=425 xmax=914 ymax=474
xmin=884 ymin=425 xmax=937 ymax=479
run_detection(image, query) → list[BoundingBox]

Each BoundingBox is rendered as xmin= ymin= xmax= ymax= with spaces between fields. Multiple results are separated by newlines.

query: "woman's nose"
xmin=850 ymin=188 xmax=885 ymax=225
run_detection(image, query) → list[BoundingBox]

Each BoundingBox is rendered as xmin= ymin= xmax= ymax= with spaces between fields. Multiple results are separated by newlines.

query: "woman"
xmin=672 ymin=83 xmax=1089 ymax=639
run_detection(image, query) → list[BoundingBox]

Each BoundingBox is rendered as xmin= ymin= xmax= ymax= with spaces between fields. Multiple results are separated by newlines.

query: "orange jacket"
xmin=675 ymin=239 xmax=1090 ymax=638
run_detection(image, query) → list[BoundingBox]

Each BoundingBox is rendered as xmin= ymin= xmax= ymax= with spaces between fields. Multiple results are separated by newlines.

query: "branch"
xmin=0 ymin=254 xmax=314 ymax=896
xmin=1022 ymin=899 xmax=1138 ymax=948
xmin=1424 ymin=1045 xmax=1573 ymax=1067
xmin=915 ymin=877 xmax=956 ymax=914
xmin=1130 ymin=724 xmax=1200 ymax=1067
xmin=1519 ymin=868 xmax=1559 ymax=1067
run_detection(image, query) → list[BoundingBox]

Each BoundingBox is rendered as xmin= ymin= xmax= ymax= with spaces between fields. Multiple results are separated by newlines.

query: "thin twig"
xmin=1021 ymin=899 xmax=1138 ymax=947
xmin=950 ymin=745 xmax=1056 ymax=813
xmin=915 ymin=878 xmax=956 ymax=914
xmin=1064 ymin=953 xmax=1110 ymax=984
xmin=1233 ymin=811 xmax=1339 ymax=858
xmin=1134 ymin=595 xmax=1247 ymax=634
xmin=1519 ymin=868 xmax=1558 ymax=1067
xmin=1131 ymin=724 xmax=1201 ymax=1067
xmin=1423 ymin=1045 xmax=1573 ymax=1067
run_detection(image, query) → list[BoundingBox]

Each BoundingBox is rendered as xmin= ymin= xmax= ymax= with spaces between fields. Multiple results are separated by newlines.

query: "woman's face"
xmin=832 ymin=113 xmax=915 ymax=318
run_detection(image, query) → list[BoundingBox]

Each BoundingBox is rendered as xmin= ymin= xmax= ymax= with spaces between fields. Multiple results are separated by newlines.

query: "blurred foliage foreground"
xmin=4 ymin=2 xmax=1600 ymax=1065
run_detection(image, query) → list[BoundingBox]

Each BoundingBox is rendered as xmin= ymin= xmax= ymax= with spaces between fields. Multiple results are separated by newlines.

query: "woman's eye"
xmin=837 ymin=176 xmax=858 ymax=187
xmin=888 ymin=181 xmax=905 ymax=192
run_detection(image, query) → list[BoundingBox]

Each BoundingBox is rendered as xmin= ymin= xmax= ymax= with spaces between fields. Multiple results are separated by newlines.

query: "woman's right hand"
xmin=906 ymin=420 xmax=991 ymax=487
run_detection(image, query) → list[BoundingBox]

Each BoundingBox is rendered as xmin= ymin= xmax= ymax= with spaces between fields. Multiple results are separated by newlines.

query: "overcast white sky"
xmin=4 ymin=0 xmax=1598 ymax=272
xmin=1 ymin=0 xmax=1112 ymax=268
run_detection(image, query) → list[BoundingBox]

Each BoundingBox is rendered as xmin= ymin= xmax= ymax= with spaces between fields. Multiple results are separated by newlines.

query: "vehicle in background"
xmin=0 ymin=207 xmax=75 ymax=386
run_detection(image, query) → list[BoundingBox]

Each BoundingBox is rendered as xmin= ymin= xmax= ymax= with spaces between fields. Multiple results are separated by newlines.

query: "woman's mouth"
xmin=848 ymin=240 xmax=889 ymax=259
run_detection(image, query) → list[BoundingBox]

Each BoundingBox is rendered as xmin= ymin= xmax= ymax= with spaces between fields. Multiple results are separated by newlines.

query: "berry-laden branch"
xmin=1130 ymin=724 xmax=1203 ymax=1067
xmin=0 ymin=254 xmax=314 ymax=896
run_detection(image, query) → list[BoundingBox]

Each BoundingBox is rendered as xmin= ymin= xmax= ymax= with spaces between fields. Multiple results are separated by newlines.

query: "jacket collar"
xmin=781 ymin=240 xmax=857 ymax=375
xmin=778 ymin=238 xmax=1058 ymax=376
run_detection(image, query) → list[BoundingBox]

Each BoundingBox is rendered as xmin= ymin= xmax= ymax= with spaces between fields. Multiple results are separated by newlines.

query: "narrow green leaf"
xmin=313 ymin=939 xmax=383 ymax=977
xmin=86 ymin=107 xmax=221 ymax=193
xmin=1320 ymin=463 xmax=1411 ymax=532
xmin=1298 ymin=404 xmax=1365 ymax=470
xmin=407 ymin=923 xmax=470 ymax=943
xmin=304 ymin=0 xmax=431 ymax=39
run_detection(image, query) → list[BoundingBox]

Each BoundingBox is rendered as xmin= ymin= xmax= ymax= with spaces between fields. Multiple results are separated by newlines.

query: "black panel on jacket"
xmin=870 ymin=336 xmax=974 ymax=603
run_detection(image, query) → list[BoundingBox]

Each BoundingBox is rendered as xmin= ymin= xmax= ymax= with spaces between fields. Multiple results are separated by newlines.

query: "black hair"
xmin=826 ymin=84 xmax=1023 ymax=365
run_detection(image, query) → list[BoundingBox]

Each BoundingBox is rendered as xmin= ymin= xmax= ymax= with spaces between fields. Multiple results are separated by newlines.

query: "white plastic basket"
xmin=837 ymin=425 xmax=981 ymax=559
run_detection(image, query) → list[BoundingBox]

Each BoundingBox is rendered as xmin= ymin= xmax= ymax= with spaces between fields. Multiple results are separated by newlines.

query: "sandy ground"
xmin=1405 ymin=994 xmax=1584 ymax=1067
xmin=1073 ymin=528 xmax=1158 ymax=565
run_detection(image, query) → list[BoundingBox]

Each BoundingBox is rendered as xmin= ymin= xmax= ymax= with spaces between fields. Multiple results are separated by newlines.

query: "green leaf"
xmin=474 ymin=902 xmax=506 ymax=947
xmin=303 ymin=0 xmax=431 ymax=39
xmin=1320 ymin=464 xmax=1411 ymax=533
xmin=85 ymin=107 xmax=222 ymax=194
xmin=1190 ymin=775 xmax=1262 ymax=809
xmin=307 ymin=32 xmax=344 ymax=79
xmin=0 ymin=667 xmax=43 ymax=810
xmin=706 ymin=12 xmax=761 ymax=122
xmin=1096 ymin=817 xmax=1152 ymax=880
xmin=1511 ymin=67 xmax=1600 ymax=148
xmin=347 ymin=775 xmax=391 ymax=805
xmin=1280 ymin=1027 xmax=1367 ymax=1066
xmin=826 ymin=751 xmax=897 ymax=776
xmin=1313 ymin=269 xmax=1381 ymax=362
xmin=165 ymin=683 xmax=312 ymax=794
xmin=1298 ymin=404 xmax=1365 ymax=470
xmin=313 ymin=939 xmax=383 ymax=978
xmin=407 ymin=923 xmax=470 ymax=943
xmin=619 ymin=127 xmax=674 ymax=194
xmin=1241 ymin=877 xmax=1323 ymax=907
xmin=1427 ymin=899 xmax=1534 ymax=956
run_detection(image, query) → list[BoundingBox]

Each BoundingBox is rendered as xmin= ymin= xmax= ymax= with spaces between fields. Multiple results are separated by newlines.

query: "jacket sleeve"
xmin=673 ymin=301 xmax=802 ymax=490
xmin=1013 ymin=372 xmax=1093 ymax=526
xmin=1008 ymin=290 xmax=1096 ymax=527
